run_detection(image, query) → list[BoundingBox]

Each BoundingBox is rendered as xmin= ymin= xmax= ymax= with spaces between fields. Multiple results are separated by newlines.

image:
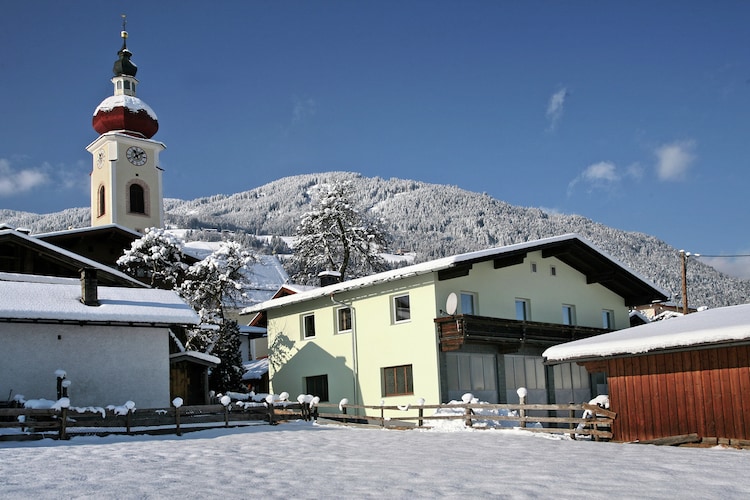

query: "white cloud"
xmin=700 ymin=255 xmax=750 ymax=280
xmin=292 ymin=97 xmax=317 ymax=125
xmin=0 ymin=158 xmax=49 ymax=196
xmin=546 ymin=87 xmax=568 ymax=131
xmin=567 ymin=159 xmax=646 ymax=197
xmin=655 ymin=140 xmax=695 ymax=181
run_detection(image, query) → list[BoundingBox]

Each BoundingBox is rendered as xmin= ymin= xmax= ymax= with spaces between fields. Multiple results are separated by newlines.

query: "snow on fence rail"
xmin=0 ymin=398 xmax=615 ymax=441
xmin=314 ymin=401 xmax=615 ymax=440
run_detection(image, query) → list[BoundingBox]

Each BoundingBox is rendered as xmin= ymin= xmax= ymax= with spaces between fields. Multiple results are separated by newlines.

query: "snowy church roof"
xmin=242 ymin=233 xmax=668 ymax=314
xmin=543 ymin=303 xmax=750 ymax=363
xmin=0 ymin=273 xmax=199 ymax=326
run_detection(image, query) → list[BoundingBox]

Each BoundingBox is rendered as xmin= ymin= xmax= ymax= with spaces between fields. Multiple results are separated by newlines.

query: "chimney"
xmin=319 ymin=270 xmax=341 ymax=287
xmin=80 ymin=268 xmax=100 ymax=306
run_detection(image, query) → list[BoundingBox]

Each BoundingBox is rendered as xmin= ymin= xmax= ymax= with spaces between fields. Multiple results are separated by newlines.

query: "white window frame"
xmin=392 ymin=294 xmax=411 ymax=323
xmin=336 ymin=307 xmax=352 ymax=334
xmin=515 ymin=298 xmax=530 ymax=321
xmin=302 ymin=313 xmax=316 ymax=339
xmin=460 ymin=291 xmax=477 ymax=315
xmin=562 ymin=304 xmax=576 ymax=326
xmin=602 ymin=309 xmax=614 ymax=329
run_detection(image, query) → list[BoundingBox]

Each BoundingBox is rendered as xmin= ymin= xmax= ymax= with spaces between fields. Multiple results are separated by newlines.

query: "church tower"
xmin=87 ymin=18 xmax=165 ymax=233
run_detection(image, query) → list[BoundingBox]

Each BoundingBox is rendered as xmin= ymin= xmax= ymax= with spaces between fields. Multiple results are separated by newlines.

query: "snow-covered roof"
xmin=0 ymin=229 xmax=145 ymax=287
xmin=34 ymin=223 xmax=142 ymax=239
xmin=242 ymin=358 xmax=269 ymax=380
xmin=0 ymin=274 xmax=199 ymax=325
xmin=170 ymin=350 xmax=220 ymax=366
xmin=543 ymin=303 xmax=750 ymax=363
xmin=94 ymin=95 xmax=158 ymax=120
xmin=241 ymin=234 xmax=668 ymax=314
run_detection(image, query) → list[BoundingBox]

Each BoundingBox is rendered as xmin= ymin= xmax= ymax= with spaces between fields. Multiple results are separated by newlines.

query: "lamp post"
xmin=679 ymin=250 xmax=700 ymax=315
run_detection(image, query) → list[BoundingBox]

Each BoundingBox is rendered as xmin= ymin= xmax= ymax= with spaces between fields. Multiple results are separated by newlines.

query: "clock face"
xmin=126 ymin=146 xmax=148 ymax=166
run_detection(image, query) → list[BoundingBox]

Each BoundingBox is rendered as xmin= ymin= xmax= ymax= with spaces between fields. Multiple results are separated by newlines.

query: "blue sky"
xmin=1 ymin=1 xmax=749 ymax=277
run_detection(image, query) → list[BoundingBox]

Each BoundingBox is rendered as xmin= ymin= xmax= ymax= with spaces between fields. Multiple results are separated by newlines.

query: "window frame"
xmin=304 ymin=374 xmax=329 ymax=402
xmin=515 ymin=298 xmax=530 ymax=321
xmin=602 ymin=309 xmax=615 ymax=329
xmin=460 ymin=291 xmax=477 ymax=315
xmin=336 ymin=307 xmax=352 ymax=334
xmin=392 ymin=293 xmax=411 ymax=323
xmin=381 ymin=364 xmax=414 ymax=397
xmin=302 ymin=313 xmax=316 ymax=339
xmin=562 ymin=304 xmax=576 ymax=326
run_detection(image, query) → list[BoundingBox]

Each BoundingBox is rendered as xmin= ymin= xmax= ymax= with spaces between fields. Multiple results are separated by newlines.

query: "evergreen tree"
xmin=116 ymin=227 xmax=187 ymax=288
xmin=291 ymin=181 xmax=389 ymax=283
xmin=208 ymin=319 xmax=244 ymax=393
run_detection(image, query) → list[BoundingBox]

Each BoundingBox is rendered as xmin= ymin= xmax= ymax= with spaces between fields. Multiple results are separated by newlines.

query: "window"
xmin=531 ymin=262 xmax=537 ymax=273
xmin=460 ymin=292 xmax=476 ymax=315
xmin=602 ymin=309 xmax=614 ymax=329
xmin=550 ymin=265 xmax=557 ymax=276
xmin=446 ymin=353 xmax=496 ymax=393
xmin=515 ymin=299 xmax=530 ymax=321
xmin=393 ymin=294 xmax=410 ymax=323
xmin=505 ymin=355 xmax=546 ymax=390
xmin=305 ymin=374 xmax=329 ymax=401
xmin=337 ymin=307 xmax=352 ymax=333
xmin=97 ymin=185 xmax=106 ymax=217
xmin=302 ymin=313 xmax=316 ymax=339
xmin=553 ymin=363 xmax=590 ymax=390
xmin=124 ymin=80 xmax=131 ymax=90
xmin=562 ymin=304 xmax=576 ymax=325
xmin=129 ymin=183 xmax=145 ymax=214
xmin=382 ymin=364 xmax=413 ymax=397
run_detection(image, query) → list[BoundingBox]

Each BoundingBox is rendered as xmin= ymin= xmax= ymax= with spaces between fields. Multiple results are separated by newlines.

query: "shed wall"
xmin=593 ymin=345 xmax=750 ymax=442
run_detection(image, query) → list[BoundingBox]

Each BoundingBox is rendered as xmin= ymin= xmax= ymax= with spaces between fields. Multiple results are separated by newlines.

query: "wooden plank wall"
xmin=594 ymin=345 xmax=750 ymax=442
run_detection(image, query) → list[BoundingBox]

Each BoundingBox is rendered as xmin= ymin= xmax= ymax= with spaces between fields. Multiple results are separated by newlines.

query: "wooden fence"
xmin=0 ymin=400 xmax=614 ymax=441
xmin=318 ymin=402 xmax=616 ymax=440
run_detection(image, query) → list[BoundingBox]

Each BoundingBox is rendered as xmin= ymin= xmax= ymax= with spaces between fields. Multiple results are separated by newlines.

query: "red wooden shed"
xmin=543 ymin=304 xmax=750 ymax=444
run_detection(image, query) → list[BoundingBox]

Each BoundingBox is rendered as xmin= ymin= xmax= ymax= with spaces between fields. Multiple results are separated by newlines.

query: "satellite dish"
xmin=445 ymin=292 xmax=458 ymax=315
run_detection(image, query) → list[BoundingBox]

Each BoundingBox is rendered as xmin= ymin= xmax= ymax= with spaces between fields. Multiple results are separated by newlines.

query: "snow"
xmin=241 ymin=358 xmax=268 ymax=380
xmin=544 ymin=303 xmax=750 ymax=362
xmin=94 ymin=95 xmax=158 ymax=120
xmin=0 ymin=275 xmax=199 ymax=325
xmin=0 ymin=422 xmax=748 ymax=498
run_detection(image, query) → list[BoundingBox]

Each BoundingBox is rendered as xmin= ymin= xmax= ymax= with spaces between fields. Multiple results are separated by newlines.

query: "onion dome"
xmin=92 ymin=21 xmax=159 ymax=139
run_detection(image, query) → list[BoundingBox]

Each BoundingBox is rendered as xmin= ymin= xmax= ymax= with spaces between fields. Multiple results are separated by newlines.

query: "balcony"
xmin=434 ymin=314 xmax=611 ymax=352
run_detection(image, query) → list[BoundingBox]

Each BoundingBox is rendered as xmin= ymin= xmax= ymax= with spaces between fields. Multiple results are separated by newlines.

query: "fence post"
xmin=126 ymin=408 xmax=132 ymax=435
xmin=59 ymin=407 xmax=68 ymax=440
xmin=517 ymin=387 xmax=527 ymax=428
xmin=569 ymin=403 xmax=575 ymax=440
xmin=267 ymin=403 xmax=276 ymax=425
xmin=381 ymin=404 xmax=385 ymax=428
xmin=172 ymin=397 xmax=183 ymax=436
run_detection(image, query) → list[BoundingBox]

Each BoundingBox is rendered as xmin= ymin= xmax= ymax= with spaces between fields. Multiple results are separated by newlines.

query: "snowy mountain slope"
xmin=3 ymin=171 xmax=748 ymax=308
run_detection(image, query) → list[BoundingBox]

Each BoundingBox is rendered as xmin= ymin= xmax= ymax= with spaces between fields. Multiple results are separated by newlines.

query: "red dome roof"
xmin=92 ymin=95 xmax=159 ymax=139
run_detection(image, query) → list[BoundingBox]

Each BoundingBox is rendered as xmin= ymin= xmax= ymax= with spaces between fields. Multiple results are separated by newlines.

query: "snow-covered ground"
xmin=1 ymin=421 xmax=748 ymax=498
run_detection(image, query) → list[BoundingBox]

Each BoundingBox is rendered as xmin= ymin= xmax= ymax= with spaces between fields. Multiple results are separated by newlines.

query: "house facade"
xmin=544 ymin=303 xmax=750 ymax=443
xmin=0 ymin=273 xmax=199 ymax=408
xmin=242 ymin=234 xmax=667 ymax=411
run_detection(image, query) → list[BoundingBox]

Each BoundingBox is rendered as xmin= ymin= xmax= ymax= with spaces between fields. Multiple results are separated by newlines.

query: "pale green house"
xmin=242 ymin=234 xmax=667 ymax=411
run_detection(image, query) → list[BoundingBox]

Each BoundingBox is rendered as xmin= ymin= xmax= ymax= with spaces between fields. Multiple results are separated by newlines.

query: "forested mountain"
xmin=3 ymin=171 xmax=748 ymax=308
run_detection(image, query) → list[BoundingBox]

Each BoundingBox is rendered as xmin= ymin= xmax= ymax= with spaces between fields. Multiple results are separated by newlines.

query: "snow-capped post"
xmin=55 ymin=369 xmax=66 ymax=399
xmin=172 ymin=397 xmax=183 ymax=436
xmin=462 ymin=393 xmax=474 ymax=427
xmin=416 ymin=398 xmax=425 ymax=427
xmin=265 ymin=394 xmax=277 ymax=425
xmin=220 ymin=394 xmax=232 ymax=427
xmin=61 ymin=379 xmax=71 ymax=399
xmin=517 ymin=387 xmax=528 ymax=428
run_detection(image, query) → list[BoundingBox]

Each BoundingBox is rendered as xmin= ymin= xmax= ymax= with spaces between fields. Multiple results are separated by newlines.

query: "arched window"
xmin=124 ymin=80 xmax=131 ymax=90
xmin=97 ymin=185 xmax=106 ymax=217
xmin=129 ymin=184 xmax=145 ymax=214
xmin=117 ymin=81 xmax=122 ymax=90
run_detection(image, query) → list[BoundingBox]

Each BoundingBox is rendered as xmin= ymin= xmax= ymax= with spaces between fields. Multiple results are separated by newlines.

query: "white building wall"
xmin=0 ymin=323 xmax=170 ymax=408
